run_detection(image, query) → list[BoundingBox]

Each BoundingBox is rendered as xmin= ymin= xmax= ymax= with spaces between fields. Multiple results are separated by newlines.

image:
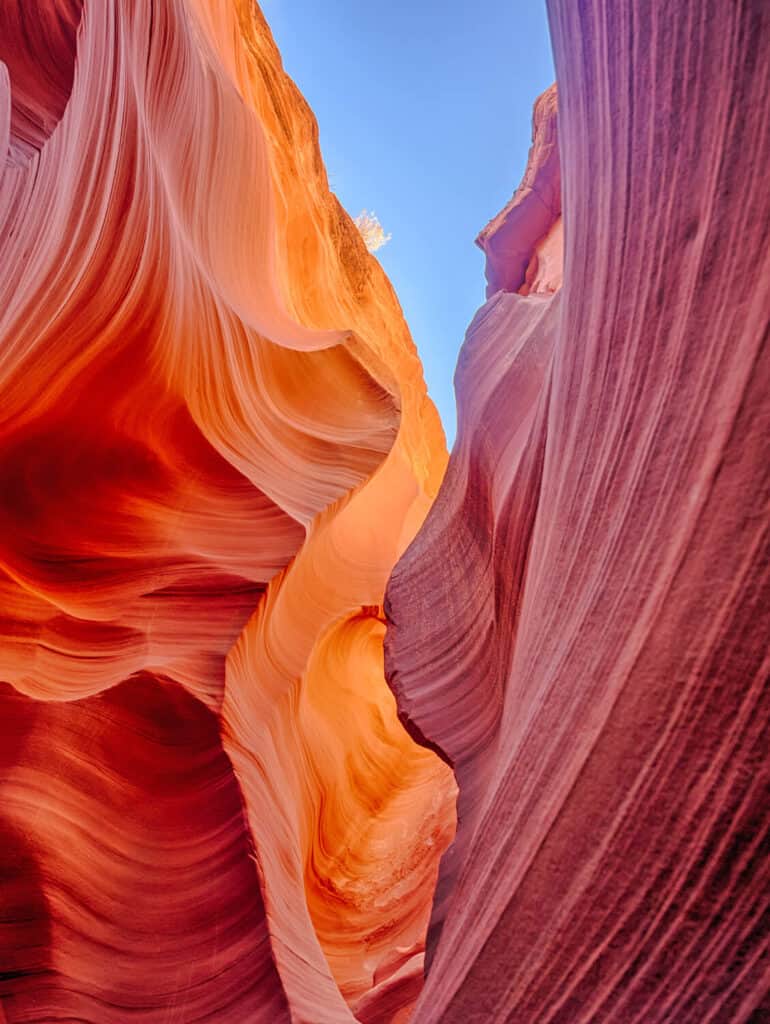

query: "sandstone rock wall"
xmin=0 ymin=3 xmax=455 ymax=1021
xmin=387 ymin=2 xmax=770 ymax=1021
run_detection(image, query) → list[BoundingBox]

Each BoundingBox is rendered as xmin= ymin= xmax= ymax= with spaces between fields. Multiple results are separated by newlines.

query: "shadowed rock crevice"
xmin=0 ymin=0 xmax=84 ymax=163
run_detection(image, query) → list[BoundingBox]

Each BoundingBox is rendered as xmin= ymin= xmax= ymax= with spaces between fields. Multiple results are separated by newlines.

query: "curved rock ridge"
xmin=387 ymin=2 xmax=770 ymax=1021
xmin=0 ymin=2 xmax=455 ymax=1022
xmin=476 ymin=83 xmax=562 ymax=299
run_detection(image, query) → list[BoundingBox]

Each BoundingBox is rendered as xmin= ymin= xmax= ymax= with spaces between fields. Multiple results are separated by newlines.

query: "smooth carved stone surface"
xmin=0 ymin=2 xmax=455 ymax=1022
xmin=476 ymin=83 xmax=562 ymax=299
xmin=387 ymin=2 xmax=770 ymax=1022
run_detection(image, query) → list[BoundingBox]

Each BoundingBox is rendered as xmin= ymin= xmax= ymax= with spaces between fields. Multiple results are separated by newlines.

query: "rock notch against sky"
xmin=1 ymin=2 xmax=769 ymax=1023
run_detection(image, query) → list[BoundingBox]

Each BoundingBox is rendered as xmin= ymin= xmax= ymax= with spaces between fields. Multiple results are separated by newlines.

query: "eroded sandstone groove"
xmin=0 ymin=3 xmax=455 ymax=1021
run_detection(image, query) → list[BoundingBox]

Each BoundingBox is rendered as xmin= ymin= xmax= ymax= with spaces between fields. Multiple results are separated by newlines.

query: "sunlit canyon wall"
xmin=386 ymin=1 xmax=770 ymax=1022
xmin=2 ymin=1 xmax=770 ymax=1023
xmin=0 ymin=2 xmax=456 ymax=1022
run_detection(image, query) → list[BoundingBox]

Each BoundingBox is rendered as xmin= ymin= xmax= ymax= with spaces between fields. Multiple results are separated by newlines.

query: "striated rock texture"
xmin=387 ymin=2 xmax=770 ymax=1022
xmin=0 ymin=2 xmax=455 ymax=1022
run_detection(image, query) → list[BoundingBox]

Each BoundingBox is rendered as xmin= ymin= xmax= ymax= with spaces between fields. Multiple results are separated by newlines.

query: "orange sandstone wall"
xmin=0 ymin=2 xmax=455 ymax=1022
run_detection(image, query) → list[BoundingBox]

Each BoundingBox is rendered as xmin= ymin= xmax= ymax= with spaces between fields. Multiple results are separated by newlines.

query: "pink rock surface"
xmin=387 ymin=2 xmax=770 ymax=1021
xmin=476 ymin=83 xmax=561 ymax=299
xmin=2 ymin=0 xmax=769 ymax=1020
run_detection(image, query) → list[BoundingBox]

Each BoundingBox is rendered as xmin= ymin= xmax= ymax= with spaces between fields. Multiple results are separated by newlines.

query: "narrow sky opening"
xmin=260 ymin=1 xmax=555 ymax=443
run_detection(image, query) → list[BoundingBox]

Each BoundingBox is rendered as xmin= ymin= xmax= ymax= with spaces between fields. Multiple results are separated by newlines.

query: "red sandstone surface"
xmin=387 ymin=2 xmax=770 ymax=1021
xmin=2 ymin=1 xmax=770 ymax=1022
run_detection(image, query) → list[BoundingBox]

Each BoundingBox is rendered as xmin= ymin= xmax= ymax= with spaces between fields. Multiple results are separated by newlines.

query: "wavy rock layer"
xmin=0 ymin=2 xmax=455 ymax=1022
xmin=387 ymin=2 xmax=770 ymax=1022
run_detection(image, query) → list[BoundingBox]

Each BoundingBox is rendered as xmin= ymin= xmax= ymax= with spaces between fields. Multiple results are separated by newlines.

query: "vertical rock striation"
xmin=386 ymin=84 xmax=563 ymax=961
xmin=387 ymin=2 xmax=770 ymax=1022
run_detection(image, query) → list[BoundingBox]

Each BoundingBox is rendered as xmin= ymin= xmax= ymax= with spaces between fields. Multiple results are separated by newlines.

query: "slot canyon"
xmin=0 ymin=1 xmax=768 ymax=1022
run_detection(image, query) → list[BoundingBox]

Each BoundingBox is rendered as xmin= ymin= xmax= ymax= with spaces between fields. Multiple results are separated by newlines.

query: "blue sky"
xmin=259 ymin=1 xmax=554 ymax=442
